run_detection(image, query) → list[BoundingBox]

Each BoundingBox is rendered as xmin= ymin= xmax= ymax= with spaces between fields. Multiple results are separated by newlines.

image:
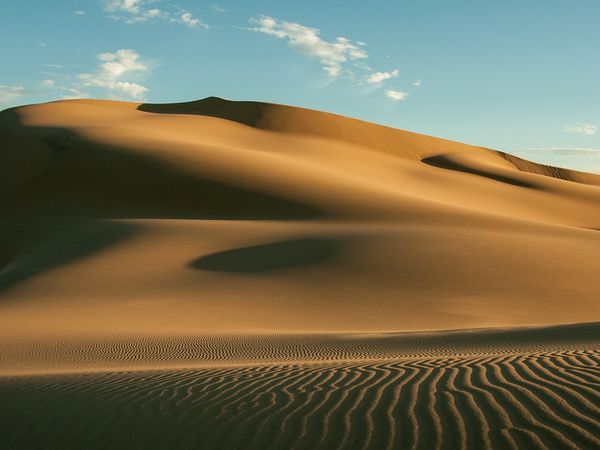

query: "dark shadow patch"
xmin=0 ymin=220 xmax=137 ymax=295
xmin=422 ymin=155 xmax=535 ymax=188
xmin=0 ymin=108 xmax=320 ymax=220
xmin=190 ymin=238 xmax=340 ymax=273
xmin=138 ymin=97 xmax=270 ymax=128
xmin=0 ymin=104 xmax=323 ymax=294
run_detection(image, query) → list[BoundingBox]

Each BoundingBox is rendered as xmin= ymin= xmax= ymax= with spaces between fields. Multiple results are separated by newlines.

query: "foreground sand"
xmin=1 ymin=323 xmax=599 ymax=449
xmin=0 ymin=98 xmax=599 ymax=448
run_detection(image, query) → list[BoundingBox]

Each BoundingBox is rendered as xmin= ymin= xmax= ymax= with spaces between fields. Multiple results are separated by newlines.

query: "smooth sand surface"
xmin=1 ymin=97 xmax=599 ymax=449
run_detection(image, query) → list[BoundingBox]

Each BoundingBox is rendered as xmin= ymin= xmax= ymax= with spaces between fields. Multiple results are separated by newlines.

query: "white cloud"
xmin=73 ymin=10 xmax=85 ymax=15
xmin=104 ymin=0 xmax=167 ymax=23
xmin=77 ymin=49 xmax=149 ymax=100
xmin=0 ymin=85 xmax=25 ymax=107
xmin=250 ymin=15 xmax=367 ymax=78
xmin=61 ymin=87 xmax=91 ymax=100
xmin=565 ymin=123 xmax=597 ymax=136
xmin=211 ymin=5 xmax=226 ymax=13
xmin=385 ymin=89 xmax=408 ymax=102
xmin=103 ymin=0 xmax=207 ymax=27
xmin=41 ymin=79 xmax=55 ymax=87
xmin=180 ymin=12 xmax=199 ymax=27
xmin=104 ymin=0 xmax=144 ymax=14
xmin=519 ymin=147 xmax=600 ymax=156
xmin=412 ymin=80 xmax=422 ymax=87
xmin=366 ymin=69 xmax=399 ymax=84
xmin=44 ymin=63 xmax=63 ymax=69
xmin=171 ymin=11 xmax=208 ymax=28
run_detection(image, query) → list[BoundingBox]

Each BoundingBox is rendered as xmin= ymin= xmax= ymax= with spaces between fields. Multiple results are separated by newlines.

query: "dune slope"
xmin=0 ymin=97 xmax=599 ymax=339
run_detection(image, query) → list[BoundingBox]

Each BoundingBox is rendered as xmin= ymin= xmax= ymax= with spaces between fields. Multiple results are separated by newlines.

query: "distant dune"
xmin=0 ymin=98 xmax=598 ymax=449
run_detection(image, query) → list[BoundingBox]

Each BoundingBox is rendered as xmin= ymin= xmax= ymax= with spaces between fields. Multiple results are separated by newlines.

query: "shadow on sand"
xmin=0 ymin=106 xmax=322 ymax=294
xmin=422 ymin=154 xmax=535 ymax=188
xmin=190 ymin=238 xmax=340 ymax=273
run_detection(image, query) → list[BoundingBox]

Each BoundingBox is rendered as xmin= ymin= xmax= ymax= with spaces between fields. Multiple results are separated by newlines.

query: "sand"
xmin=0 ymin=97 xmax=598 ymax=449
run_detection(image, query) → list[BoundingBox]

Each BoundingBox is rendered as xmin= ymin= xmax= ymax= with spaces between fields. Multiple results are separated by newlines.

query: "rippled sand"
xmin=1 ymin=324 xmax=599 ymax=450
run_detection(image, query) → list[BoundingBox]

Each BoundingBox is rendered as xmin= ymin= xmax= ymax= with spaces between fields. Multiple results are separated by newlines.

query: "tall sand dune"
xmin=0 ymin=98 xmax=598 ymax=449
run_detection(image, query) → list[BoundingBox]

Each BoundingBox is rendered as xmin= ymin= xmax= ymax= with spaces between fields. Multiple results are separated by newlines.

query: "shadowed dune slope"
xmin=0 ymin=97 xmax=599 ymax=341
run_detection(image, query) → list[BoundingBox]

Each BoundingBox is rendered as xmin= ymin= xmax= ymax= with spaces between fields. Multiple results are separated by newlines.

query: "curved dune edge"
xmin=140 ymin=97 xmax=600 ymax=184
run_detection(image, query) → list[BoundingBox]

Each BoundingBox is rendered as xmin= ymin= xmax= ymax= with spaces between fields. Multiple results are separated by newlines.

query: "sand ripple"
xmin=0 ymin=324 xmax=598 ymax=450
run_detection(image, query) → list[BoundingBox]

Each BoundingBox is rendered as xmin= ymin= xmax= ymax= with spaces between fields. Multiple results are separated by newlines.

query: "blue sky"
xmin=1 ymin=1 xmax=599 ymax=172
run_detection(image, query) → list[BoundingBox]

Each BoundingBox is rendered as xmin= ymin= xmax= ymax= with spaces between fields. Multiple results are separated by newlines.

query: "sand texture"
xmin=0 ymin=97 xmax=599 ymax=449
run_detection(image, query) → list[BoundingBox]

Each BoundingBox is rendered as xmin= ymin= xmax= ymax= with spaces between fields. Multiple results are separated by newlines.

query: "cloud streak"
xmin=366 ymin=69 xmax=399 ymax=84
xmin=250 ymin=15 xmax=367 ymax=78
xmin=171 ymin=11 xmax=208 ymax=28
xmin=565 ymin=123 xmax=597 ymax=135
xmin=104 ymin=0 xmax=164 ymax=23
xmin=104 ymin=0 xmax=206 ymax=27
xmin=0 ymin=85 xmax=26 ymax=107
xmin=518 ymin=147 xmax=600 ymax=156
xmin=385 ymin=89 xmax=408 ymax=102
xmin=77 ymin=49 xmax=149 ymax=100
xmin=249 ymin=15 xmax=417 ymax=104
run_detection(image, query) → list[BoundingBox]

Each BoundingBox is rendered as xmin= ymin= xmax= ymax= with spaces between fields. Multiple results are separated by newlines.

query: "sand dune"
xmin=1 ymin=97 xmax=599 ymax=448
xmin=1 ymin=97 xmax=599 ymax=337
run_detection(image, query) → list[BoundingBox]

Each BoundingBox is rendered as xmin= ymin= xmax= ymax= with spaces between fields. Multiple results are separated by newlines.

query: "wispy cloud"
xmin=103 ymin=0 xmax=207 ymax=27
xmin=412 ymin=80 xmax=422 ymax=87
xmin=2 ymin=49 xmax=152 ymax=108
xmin=76 ymin=49 xmax=149 ymax=100
xmin=171 ymin=11 xmax=208 ymax=29
xmin=518 ymin=147 xmax=600 ymax=156
xmin=73 ymin=10 xmax=85 ymax=15
xmin=250 ymin=15 xmax=367 ymax=78
xmin=211 ymin=5 xmax=226 ymax=13
xmin=104 ymin=0 xmax=165 ymax=24
xmin=0 ymin=84 xmax=54 ymax=108
xmin=384 ymin=89 xmax=408 ymax=102
xmin=366 ymin=69 xmax=399 ymax=84
xmin=60 ymin=87 xmax=90 ymax=100
xmin=565 ymin=123 xmax=597 ymax=136
xmin=0 ymin=85 xmax=26 ymax=107
xmin=249 ymin=15 xmax=418 ymax=103
xmin=104 ymin=0 xmax=152 ymax=16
